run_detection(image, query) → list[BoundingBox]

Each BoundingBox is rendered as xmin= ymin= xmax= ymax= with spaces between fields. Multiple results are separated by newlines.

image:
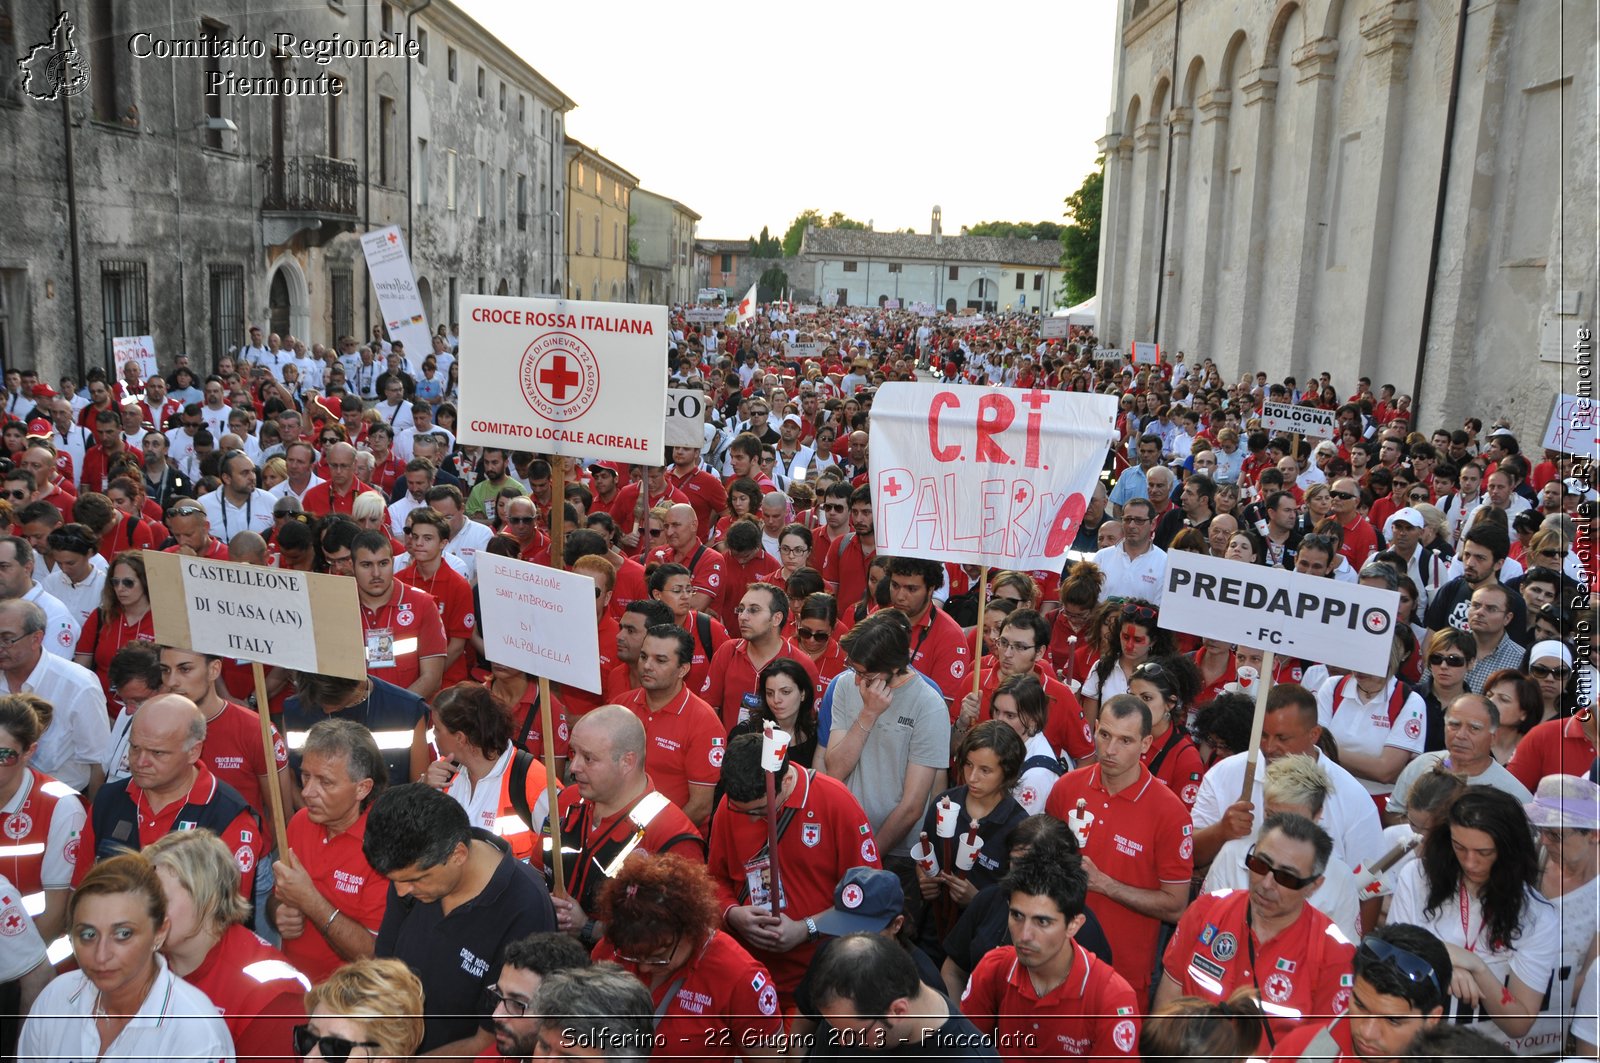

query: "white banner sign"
xmin=787 ymin=341 xmax=825 ymax=360
xmin=884 ymin=298 xmax=901 ymax=310
xmin=795 ymin=304 xmax=819 ymax=316
xmin=1039 ymin=317 xmax=1070 ymax=339
xmin=911 ymin=301 xmax=936 ymax=317
xmin=457 ymin=294 xmax=668 ymax=466
xmin=360 ymin=225 xmax=432 ymax=377
xmin=1093 ymin=346 xmax=1124 ymax=361
xmin=869 ymin=383 xmax=1117 ymax=569
xmin=1542 ymin=393 xmax=1598 ymax=455
xmin=684 ymin=307 xmax=726 ymax=324
xmin=665 ymin=388 xmax=708 ymax=448
xmin=1161 ymin=551 xmax=1401 ymax=674
xmin=1131 ymin=341 xmax=1160 ymax=365
xmin=1259 ymin=401 xmax=1337 ymax=440
xmin=112 ymin=336 xmax=158 ymax=379
xmin=479 ymin=557 xmax=601 ymax=691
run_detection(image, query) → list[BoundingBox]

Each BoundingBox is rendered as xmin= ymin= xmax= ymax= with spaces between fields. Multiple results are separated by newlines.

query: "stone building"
xmin=1097 ymin=0 xmax=1595 ymax=428
xmin=800 ymin=209 xmax=1065 ymax=312
xmin=696 ymin=238 xmax=750 ymax=295
xmin=630 ymin=189 xmax=700 ymax=306
xmin=563 ymin=138 xmax=636 ymax=304
xmin=0 ymin=0 xmax=572 ymax=380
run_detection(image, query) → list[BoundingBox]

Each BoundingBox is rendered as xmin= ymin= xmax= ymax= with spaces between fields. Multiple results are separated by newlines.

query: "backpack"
xmin=1334 ymin=674 xmax=1413 ymax=726
xmin=507 ymin=748 xmax=540 ymax=832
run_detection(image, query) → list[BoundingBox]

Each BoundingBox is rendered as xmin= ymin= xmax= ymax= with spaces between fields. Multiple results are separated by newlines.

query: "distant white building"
xmin=631 ymin=190 xmax=700 ymax=306
xmin=800 ymin=208 xmax=1064 ymax=313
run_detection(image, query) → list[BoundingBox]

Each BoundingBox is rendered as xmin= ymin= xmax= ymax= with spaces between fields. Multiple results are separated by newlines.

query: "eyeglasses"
xmin=485 ymin=983 xmax=532 ymax=1017
xmin=779 ymin=544 xmax=809 ymax=556
xmin=3 ymin=490 xmax=27 ymax=501
xmin=0 ymin=747 xmax=19 ymax=765
xmin=795 ymin=628 xmax=831 ymax=643
xmin=1122 ymin=515 xmax=1151 ymax=525
xmin=291 ymin=1025 xmax=381 ymax=1063
xmin=507 ymin=516 xmax=535 ymax=526
xmin=1427 ymin=653 xmax=1468 ymax=668
xmin=1329 ymin=491 xmax=1359 ymax=501
xmin=1358 ymin=938 xmax=1443 ymax=997
xmin=0 ymin=632 xmax=33 ymax=649
xmin=996 ymin=637 xmax=1036 ymax=655
xmin=109 ymin=577 xmax=141 ymax=590
xmin=1244 ymin=846 xmax=1318 ymax=890
xmin=1529 ymin=663 xmax=1572 ymax=680
xmin=615 ymin=933 xmax=681 ymax=967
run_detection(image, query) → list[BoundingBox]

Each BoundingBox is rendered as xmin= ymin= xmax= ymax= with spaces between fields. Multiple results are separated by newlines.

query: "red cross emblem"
xmin=520 ymin=332 xmax=601 ymax=422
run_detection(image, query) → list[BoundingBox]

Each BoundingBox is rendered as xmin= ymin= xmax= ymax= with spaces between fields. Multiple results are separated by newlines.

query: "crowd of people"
xmin=0 ymin=303 xmax=1595 ymax=1062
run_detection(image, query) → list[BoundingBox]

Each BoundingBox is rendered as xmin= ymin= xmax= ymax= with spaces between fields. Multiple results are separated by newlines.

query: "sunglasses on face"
xmin=1244 ymin=846 xmax=1317 ymax=890
xmin=823 ymin=503 xmax=846 ymax=512
xmin=795 ymin=628 xmax=830 ymax=643
xmin=109 ymin=577 xmax=140 ymax=590
xmin=1427 ymin=653 xmax=1468 ymax=668
xmin=507 ymin=516 xmax=535 ymax=525
xmin=1329 ymin=491 xmax=1359 ymax=501
xmin=1529 ymin=663 xmax=1571 ymax=680
xmin=291 ymin=1025 xmax=380 ymax=1063
xmin=0 ymin=747 xmax=19 ymax=765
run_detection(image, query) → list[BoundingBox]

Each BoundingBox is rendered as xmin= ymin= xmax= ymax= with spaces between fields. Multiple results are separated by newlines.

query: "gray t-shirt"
xmin=827 ymin=671 xmax=952 ymax=856
xmin=1385 ymin=750 xmax=1535 ymax=816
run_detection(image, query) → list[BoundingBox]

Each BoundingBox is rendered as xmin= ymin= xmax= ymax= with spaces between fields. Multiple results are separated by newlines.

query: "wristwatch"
xmin=580 ymin=919 xmax=598 ymax=946
xmin=804 ymin=917 xmax=820 ymax=942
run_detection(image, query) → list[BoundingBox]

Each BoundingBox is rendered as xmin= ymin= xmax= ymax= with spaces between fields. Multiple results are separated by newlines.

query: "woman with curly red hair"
xmin=593 ymin=852 xmax=785 ymax=1058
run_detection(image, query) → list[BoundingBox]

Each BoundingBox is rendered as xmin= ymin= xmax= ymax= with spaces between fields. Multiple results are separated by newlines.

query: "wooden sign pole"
xmin=543 ymin=454 xmax=569 ymax=898
xmin=1237 ymin=648 xmax=1276 ymax=805
xmin=252 ymin=661 xmax=290 ymax=857
xmin=971 ymin=567 xmax=989 ymax=699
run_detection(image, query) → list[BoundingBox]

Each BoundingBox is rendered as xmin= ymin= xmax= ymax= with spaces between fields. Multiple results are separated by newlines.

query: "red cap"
xmin=26 ymin=418 xmax=51 ymax=437
xmin=31 ymin=384 xmax=57 ymax=398
xmin=320 ymin=395 xmax=343 ymax=417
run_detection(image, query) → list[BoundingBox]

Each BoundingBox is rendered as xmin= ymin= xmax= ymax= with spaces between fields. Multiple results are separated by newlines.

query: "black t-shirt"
xmin=375 ymin=830 xmax=556 ymax=1053
xmin=811 ymin=1008 xmax=998 ymax=1059
xmin=280 ymin=676 xmax=427 ymax=799
xmin=941 ymin=884 xmax=1112 ymax=978
xmin=1424 ymin=575 xmax=1529 ymax=644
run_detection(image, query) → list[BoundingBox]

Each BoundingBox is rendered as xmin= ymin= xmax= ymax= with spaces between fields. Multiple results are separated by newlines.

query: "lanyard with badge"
xmin=220 ymin=493 xmax=252 ymax=541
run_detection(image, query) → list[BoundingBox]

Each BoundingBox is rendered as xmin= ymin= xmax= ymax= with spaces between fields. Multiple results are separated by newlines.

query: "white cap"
xmin=781 ymin=413 xmax=802 ymax=428
xmin=1384 ymin=507 xmax=1425 ymax=536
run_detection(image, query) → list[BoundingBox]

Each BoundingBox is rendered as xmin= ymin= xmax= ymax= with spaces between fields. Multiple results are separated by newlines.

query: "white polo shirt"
xmin=39 ymin=562 xmax=107 ymax=632
xmin=1190 ymin=749 xmax=1388 ymax=872
xmin=443 ymin=519 xmax=493 ymax=584
xmin=1 ymin=651 xmax=108 ymax=792
xmin=198 ymin=487 xmax=277 ymax=542
xmin=23 ymin=582 xmax=80 ymax=661
xmin=18 ymin=955 xmax=235 ymax=1061
xmin=1314 ymin=675 xmax=1427 ymax=796
xmin=1093 ymin=541 xmax=1169 ymax=604
xmin=269 ymin=473 xmax=325 ymax=505
xmin=444 ymin=743 xmax=550 ymax=840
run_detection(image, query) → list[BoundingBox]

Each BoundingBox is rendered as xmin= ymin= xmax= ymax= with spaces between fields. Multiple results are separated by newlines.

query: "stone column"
xmin=1131 ymin=120 xmax=1165 ymax=343
xmin=1284 ymin=35 xmax=1342 ymax=382
xmin=1235 ymin=66 xmax=1280 ymax=374
xmin=1157 ymin=107 xmax=1193 ymax=352
xmin=1193 ymin=89 xmax=1232 ymax=363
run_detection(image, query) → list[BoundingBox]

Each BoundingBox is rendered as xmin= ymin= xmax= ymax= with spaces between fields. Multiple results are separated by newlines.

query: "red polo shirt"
xmin=715 ymin=548 xmax=782 ymax=629
xmin=281 ymin=807 xmax=389 ymax=982
xmin=1507 ymin=714 xmax=1599 ymax=790
xmin=593 ymin=930 xmax=783 ymax=1060
xmin=97 ymin=513 xmax=160 ymax=563
xmin=650 ymin=539 xmax=726 ymax=603
xmin=612 ymin=481 xmax=690 ymax=535
xmin=707 ymin=768 xmax=880 ymax=1004
xmin=667 ymin=467 xmax=730 ymax=540
xmin=907 ymin=604 xmax=972 ymax=715
xmin=493 ymin=679 xmax=571 ymax=762
xmin=700 ymin=637 xmax=821 ymax=733
xmin=1162 ymin=888 xmax=1355 ymax=1047
xmin=201 ymin=698 xmax=289 ymax=818
xmin=819 ymin=534 xmax=876 ymax=625
xmin=396 ymin=560 xmax=476 ymax=686
xmin=606 ymin=555 xmax=649 ymax=621
xmin=165 ymin=536 xmax=230 ymax=560
xmin=613 ymin=685 xmax=723 ymax=810
xmin=1047 ymin=615 xmax=1097 ymax=686
xmin=183 ymin=922 xmax=308 ymax=1063
xmin=1140 ymin=729 xmax=1208 ymax=812
xmin=975 ymin=665 xmax=1094 ymax=762
xmin=562 ymin=615 xmax=618 ymax=718
xmin=548 ymin=784 xmax=704 ymax=907
xmin=301 ymin=479 xmax=376 ymax=518
xmin=961 ymin=943 xmax=1141 ymax=1059
xmin=367 ymin=454 xmax=406 ymax=496
xmin=1044 ymin=765 xmax=1193 ymax=997
xmin=80 ymin=444 xmax=143 ymax=495
xmin=1336 ymin=513 xmax=1378 ymax=567
xmin=359 ymin=582 xmax=447 ymax=691
xmin=74 ymin=766 xmax=266 ymax=893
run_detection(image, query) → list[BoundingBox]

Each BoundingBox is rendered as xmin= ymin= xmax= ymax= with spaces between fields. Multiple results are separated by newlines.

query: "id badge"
xmin=744 ymin=854 xmax=784 ymax=911
xmin=366 ymin=628 xmax=397 ymax=669
xmin=737 ymin=692 xmax=761 ymax=725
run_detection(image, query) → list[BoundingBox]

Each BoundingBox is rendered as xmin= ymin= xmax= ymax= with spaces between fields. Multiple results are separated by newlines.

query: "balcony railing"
xmin=262 ymin=155 xmax=359 ymax=216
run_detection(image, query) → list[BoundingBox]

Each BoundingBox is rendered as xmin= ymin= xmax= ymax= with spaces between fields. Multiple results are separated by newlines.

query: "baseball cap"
xmin=1563 ymin=478 xmax=1587 ymax=496
xmin=811 ymin=867 xmax=905 ymax=937
xmin=781 ymin=413 xmax=802 ymax=428
xmin=30 ymin=384 xmax=58 ymax=399
xmin=25 ymin=418 xmax=51 ymax=437
xmin=1383 ymin=507 xmax=1424 ymax=536
xmin=1488 ymin=426 xmax=1516 ymax=439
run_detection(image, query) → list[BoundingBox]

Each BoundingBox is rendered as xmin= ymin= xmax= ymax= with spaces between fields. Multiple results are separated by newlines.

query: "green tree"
xmin=1059 ymin=163 xmax=1103 ymax=306
xmin=781 ymin=209 xmax=869 ymax=256
xmin=825 ymin=211 xmax=867 ymax=230
xmin=967 ymin=220 xmax=1065 ymax=241
xmin=757 ymin=265 xmax=789 ymax=303
xmin=748 ymin=225 xmax=782 ymax=258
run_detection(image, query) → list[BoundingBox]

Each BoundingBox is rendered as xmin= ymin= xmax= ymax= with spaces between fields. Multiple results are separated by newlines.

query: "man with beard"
xmin=483 ymin=933 xmax=591 ymax=1061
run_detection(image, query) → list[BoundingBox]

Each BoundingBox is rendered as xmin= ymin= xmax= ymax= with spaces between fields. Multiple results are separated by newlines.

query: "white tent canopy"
xmin=1053 ymin=295 xmax=1096 ymax=326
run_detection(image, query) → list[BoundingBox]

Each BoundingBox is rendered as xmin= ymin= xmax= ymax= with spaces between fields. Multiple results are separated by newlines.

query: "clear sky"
xmin=456 ymin=0 xmax=1117 ymax=239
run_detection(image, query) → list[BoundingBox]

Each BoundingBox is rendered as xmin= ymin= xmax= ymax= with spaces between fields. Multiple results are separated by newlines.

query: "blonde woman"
xmin=297 ymin=958 xmax=424 ymax=1063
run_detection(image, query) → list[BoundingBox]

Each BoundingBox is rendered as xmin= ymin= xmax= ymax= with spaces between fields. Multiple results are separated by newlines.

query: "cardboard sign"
xmin=795 ymin=305 xmax=819 ymax=316
xmin=145 ymin=551 xmax=366 ymax=679
xmin=112 ymin=336 xmax=158 ymax=379
xmin=1131 ymin=341 xmax=1160 ymax=365
xmin=1160 ymin=551 xmax=1401 ymax=674
xmin=1093 ymin=347 xmax=1124 ymax=362
xmin=478 ymin=557 xmax=601 ymax=692
xmin=685 ymin=307 xmax=726 ymax=324
xmin=1040 ymin=318 xmax=1071 ymax=339
xmin=458 ymin=295 xmax=668 ymax=466
xmin=1259 ymin=401 xmax=1337 ymax=440
xmin=360 ymin=226 xmax=432 ymax=376
xmin=869 ymin=383 xmax=1117 ymax=569
xmin=665 ymin=388 xmax=708 ymax=448
xmin=1542 ymin=393 xmax=1598 ymax=455
xmin=884 ymin=298 xmax=901 ymax=310
xmin=787 ymin=341 xmax=825 ymax=360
